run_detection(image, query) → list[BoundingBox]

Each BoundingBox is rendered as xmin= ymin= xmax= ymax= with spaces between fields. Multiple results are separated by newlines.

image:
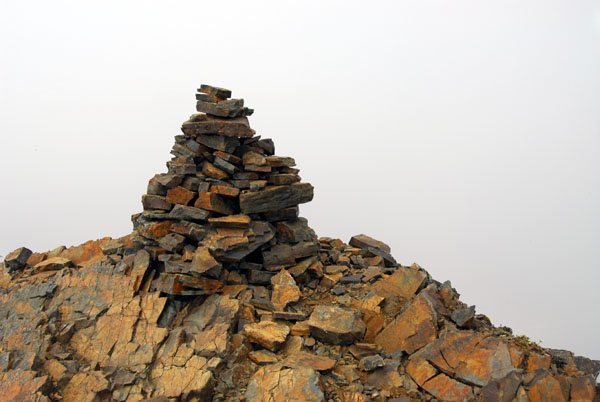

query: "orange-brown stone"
xmin=138 ymin=220 xmax=175 ymax=239
xmin=422 ymin=373 xmax=473 ymax=402
xmin=0 ymin=370 xmax=48 ymax=402
xmin=34 ymin=256 xmax=73 ymax=272
xmin=62 ymin=371 xmax=109 ymax=402
xmin=569 ymin=375 xmax=597 ymax=402
xmin=411 ymin=331 xmax=516 ymax=387
xmin=210 ymin=184 xmax=240 ymax=197
xmin=189 ymin=246 xmax=221 ymax=276
xmin=195 ymin=192 xmax=236 ymax=215
xmin=59 ymin=237 xmax=114 ymax=267
xmin=271 ymin=269 xmax=301 ymax=310
xmin=283 ymin=351 xmax=336 ymax=371
xmin=527 ymin=370 xmax=567 ymax=402
xmin=245 ymin=365 xmax=324 ymax=402
xmin=244 ymin=321 xmax=290 ymax=352
xmin=202 ymin=161 xmax=229 ymax=180
xmin=374 ymin=266 xmax=427 ymax=300
xmin=166 ymin=186 xmax=195 ymax=205
xmin=406 ymin=357 xmax=437 ymax=386
xmin=209 ymin=214 xmax=251 ymax=228
xmin=375 ymin=291 xmax=438 ymax=354
xmin=527 ymin=352 xmax=552 ymax=372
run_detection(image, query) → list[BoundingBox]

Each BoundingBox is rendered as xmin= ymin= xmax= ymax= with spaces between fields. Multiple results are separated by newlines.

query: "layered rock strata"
xmin=1 ymin=85 xmax=599 ymax=402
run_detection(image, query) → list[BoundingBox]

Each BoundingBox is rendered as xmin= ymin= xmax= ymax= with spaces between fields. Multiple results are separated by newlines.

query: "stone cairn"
xmin=131 ymin=84 xmax=321 ymax=298
xmin=2 ymin=85 xmax=599 ymax=401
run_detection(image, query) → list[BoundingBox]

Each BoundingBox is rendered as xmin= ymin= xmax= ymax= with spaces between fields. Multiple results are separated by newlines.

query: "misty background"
xmin=1 ymin=1 xmax=599 ymax=360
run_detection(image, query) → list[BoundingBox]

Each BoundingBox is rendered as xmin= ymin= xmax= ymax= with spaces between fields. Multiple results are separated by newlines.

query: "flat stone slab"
xmin=181 ymin=116 xmax=254 ymax=138
xmin=282 ymin=351 xmax=336 ymax=371
xmin=239 ymin=183 xmax=314 ymax=214
xmin=349 ymin=234 xmax=397 ymax=266
xmin=244 ymin=321 xmax=290 ymax=352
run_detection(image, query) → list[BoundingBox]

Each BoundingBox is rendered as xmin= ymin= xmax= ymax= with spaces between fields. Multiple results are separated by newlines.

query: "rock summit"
xmin=1 ymin=85 xmax=598 ymax=401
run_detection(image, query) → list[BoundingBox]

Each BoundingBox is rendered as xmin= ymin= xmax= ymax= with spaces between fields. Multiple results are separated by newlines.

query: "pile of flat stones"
xmin=131 ymin=85 xmax=319 ymax=297
xmin=2 ymin=85 xmax=599 ymax=402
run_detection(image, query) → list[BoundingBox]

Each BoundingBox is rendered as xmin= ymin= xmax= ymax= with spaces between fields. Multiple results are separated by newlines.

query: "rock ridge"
xmin=1 ymin=85 xmax=598 ymax=402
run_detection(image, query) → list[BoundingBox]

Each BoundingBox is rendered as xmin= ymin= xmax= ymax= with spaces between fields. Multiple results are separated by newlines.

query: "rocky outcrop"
xmin=1 ymin=85 xmax=598 ymax=401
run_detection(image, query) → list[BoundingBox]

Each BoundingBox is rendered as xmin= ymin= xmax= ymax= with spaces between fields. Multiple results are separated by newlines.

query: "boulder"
xmin=4 ymin=247 xmax=33 ymax=271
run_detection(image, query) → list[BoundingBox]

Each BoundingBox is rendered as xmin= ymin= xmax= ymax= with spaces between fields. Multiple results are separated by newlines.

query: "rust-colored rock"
xmin=202 ymin=161 xmax=230 ymax=180
xmin=527 ymin=352 xmax=552 ymax=372
xmin=4 ymin=247 xmax=32 ymax=271
xmin=34 ymin=256 xmax=73 ymax=272
xmin=70 ymin=292 xmax=168 ymax=370
xmin=569 ymin=375 xmax=597 ymax=401
xmin=271 ymin=269 xmax=301 ymax=310
xmin=349 ymin=234 xmax=397 ymax=266
xmin=195 ymin=192 xmax=236 ymax=215
xmin=375 ymin=291 xmax=438 ymax=354
xmin=410 ymin=331 xmax=516 ymax=387
xmin=210 ymin=184 xmax=240 ymax=197
xmin=249 ymin=349 xmax=278 ymax=365
xmin=189 ymin=246 xmax=221 ymax=276
xmin=239 ymin=183 xmax=314 ymax=214
xmin=422 ymin=373 xmax=473 ymax=402
xmin=209 ymin=214 xmax=251 ymax=228
xmin=283 ymin=351 xmax=336 ymax=371
xmin=244 ymin=320 xmax=290 ymax=352
xmin=406 ymin=357 xmax=437 ymax=386
xmin=245 ymin=365 xmax=325 ymax=402
xmin=60 ymin=237 xmax=116 ymax=267
xmin=63 ymin=371 xmax=109 ymax=402
xmin=307 ymin=305 xmax=366 ymax=345
xmin=165 ymin=186 xmax=195 ymax=205
xmin=374 ymin=266 xmax=427 ymax=300
xmin=150 ymin=356 xmax=214 ymax=399
xmin=4 ymin=84 xmax=599 ymax=402
xmin=0 ymin=370 xmax=48 ymax=402
xmin=526 ymin=369 xmax=567 ymax=402
xmin=480 ymin=371 xmax=523 ymax=402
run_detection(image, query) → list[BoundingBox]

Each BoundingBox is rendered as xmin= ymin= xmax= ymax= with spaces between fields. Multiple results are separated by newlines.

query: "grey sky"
xmin=1 ymin=0 xmax=599 ymax=359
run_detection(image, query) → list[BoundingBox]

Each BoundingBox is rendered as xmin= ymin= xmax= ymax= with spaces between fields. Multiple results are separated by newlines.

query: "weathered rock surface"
xmin=375 ymin=290 xmax=438 ymax=354
xmin=4 ymin=247 xmax=32 ymax=271
xmin=307 ymin=305 xmax=366 ymax=345
xmin=245 ymin=364 xmax=325 ymax=401
xmin=239 ymin=183 xmax=314 ymax=214
xmin=350 ymin=234 xmax=397 ymax=266
xmin=244 ymin=321 xmax=290 ymax=352
xmin=2 ymin=85 xmax=598 ymax=402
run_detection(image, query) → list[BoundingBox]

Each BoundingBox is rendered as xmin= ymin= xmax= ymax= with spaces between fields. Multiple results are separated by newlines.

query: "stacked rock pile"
xmin=1 ymin=85 xmax=599 ymax=402
xmin=131 ymin=85 xmax=320 ymax=298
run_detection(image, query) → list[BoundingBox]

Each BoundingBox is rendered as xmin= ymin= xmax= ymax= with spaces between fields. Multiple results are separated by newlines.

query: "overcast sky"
xmin=1 ymin=0 xmax=599 ymax=359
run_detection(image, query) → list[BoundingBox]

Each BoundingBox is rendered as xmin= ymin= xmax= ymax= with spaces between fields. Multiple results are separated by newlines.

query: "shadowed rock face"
xmin=1 ymin=85 xmax=599 ymax=401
